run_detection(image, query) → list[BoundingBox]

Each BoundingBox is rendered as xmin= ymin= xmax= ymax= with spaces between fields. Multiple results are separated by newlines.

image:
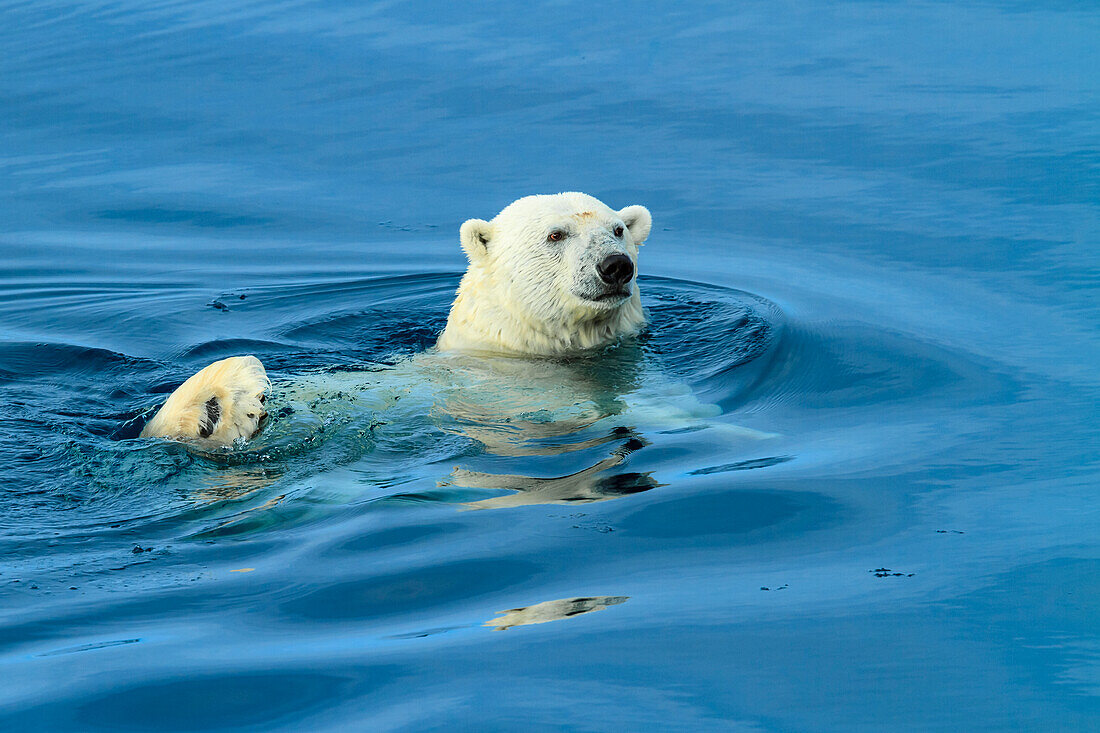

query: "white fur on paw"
xmin=141 ymin=355 xmax=270 ymax=446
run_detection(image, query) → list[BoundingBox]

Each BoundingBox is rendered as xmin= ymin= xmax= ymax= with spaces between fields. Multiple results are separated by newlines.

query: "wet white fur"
xmin=438 ymin=192 xmax=652 ymax=355
xmin=144 ymin=194 xmax=651 ymax=445
xmin=140 ymin=355 xmax=269 ymax=446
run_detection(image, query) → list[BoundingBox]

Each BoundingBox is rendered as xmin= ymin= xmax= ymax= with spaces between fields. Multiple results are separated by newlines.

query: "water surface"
xmin=1 ymin=1 xmax=1098 ymax=730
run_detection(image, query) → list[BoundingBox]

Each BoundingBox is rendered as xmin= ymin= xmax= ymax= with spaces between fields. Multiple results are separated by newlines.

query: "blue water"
xmin=1 ymin=1 xmax=1098 ymax=730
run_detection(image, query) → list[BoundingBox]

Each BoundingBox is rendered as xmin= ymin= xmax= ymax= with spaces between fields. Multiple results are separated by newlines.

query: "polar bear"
xmin=140 ymin=193 xmax=653 ymax=447
xmin=438 ymin=192 xmax=651 ymax=354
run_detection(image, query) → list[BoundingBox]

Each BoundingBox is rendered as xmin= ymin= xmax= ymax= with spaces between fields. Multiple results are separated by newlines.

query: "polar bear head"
xmin=437 ymin=192 xmax=652 ymax=355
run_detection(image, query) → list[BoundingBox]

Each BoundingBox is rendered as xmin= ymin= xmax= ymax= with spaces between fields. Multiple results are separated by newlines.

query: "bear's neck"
xmin=437 ymin=273 xmax=645 ymax=356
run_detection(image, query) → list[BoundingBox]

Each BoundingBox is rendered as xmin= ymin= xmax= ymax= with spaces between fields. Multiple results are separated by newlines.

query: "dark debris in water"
xmin=871 ymin=568 xmax=914 ymax=578
xmin=552 ymin=512 xmax=615 ymax=533
xmin=208 ymin=300 xmax=229 ymax=312
xmin=571 ymin=521 xmax=614 ymax=533
xmin=760 ymin=584 xmax=789 ymax=591
xmin=376 ymin=221 xmax=439 ymax=232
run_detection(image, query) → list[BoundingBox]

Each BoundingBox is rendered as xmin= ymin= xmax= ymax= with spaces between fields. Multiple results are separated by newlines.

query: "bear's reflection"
xmin=191 ymin=465 xmax=285 ymax=503
xmin=485 ymin=595 xmax=629 ymax=630
xmin=444 ymin=432 xmax=661 ymax=509
xmin=428 ymin=344 xmax=664 ymax=507
xmin=425 ymin=342 xmax=645 ymax=445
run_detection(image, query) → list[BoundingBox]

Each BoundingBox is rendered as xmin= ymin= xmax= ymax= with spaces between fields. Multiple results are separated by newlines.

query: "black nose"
xmin=596 ymin=253 xmax=634 ymax=286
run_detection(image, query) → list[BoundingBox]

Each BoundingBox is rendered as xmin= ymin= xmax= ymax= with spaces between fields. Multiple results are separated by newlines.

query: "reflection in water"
xmin=425 ymin=343 xmax=712 ymax=508
xmin=426 ymin=342 xmax=646 ymax=456
xmin=485 ymin=596 xmax=629 ymax=631
xmin=449 ymin=434 xmax=661 ymax=509
xmin=192 ymin=466 xmax=285 ymax=504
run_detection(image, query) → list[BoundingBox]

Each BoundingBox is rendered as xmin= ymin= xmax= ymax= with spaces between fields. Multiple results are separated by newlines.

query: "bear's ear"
xmin=618 ymin=205 xmax=652 ymax=245
xmin=459 ymin=218 xmax=493 ymax=264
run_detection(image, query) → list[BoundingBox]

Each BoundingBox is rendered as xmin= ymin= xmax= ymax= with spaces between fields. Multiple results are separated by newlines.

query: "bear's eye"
xmin=613 ymin=225 xmax=625 ymax=238
xmin=547 ymin=230 xmax=565 ymax=242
